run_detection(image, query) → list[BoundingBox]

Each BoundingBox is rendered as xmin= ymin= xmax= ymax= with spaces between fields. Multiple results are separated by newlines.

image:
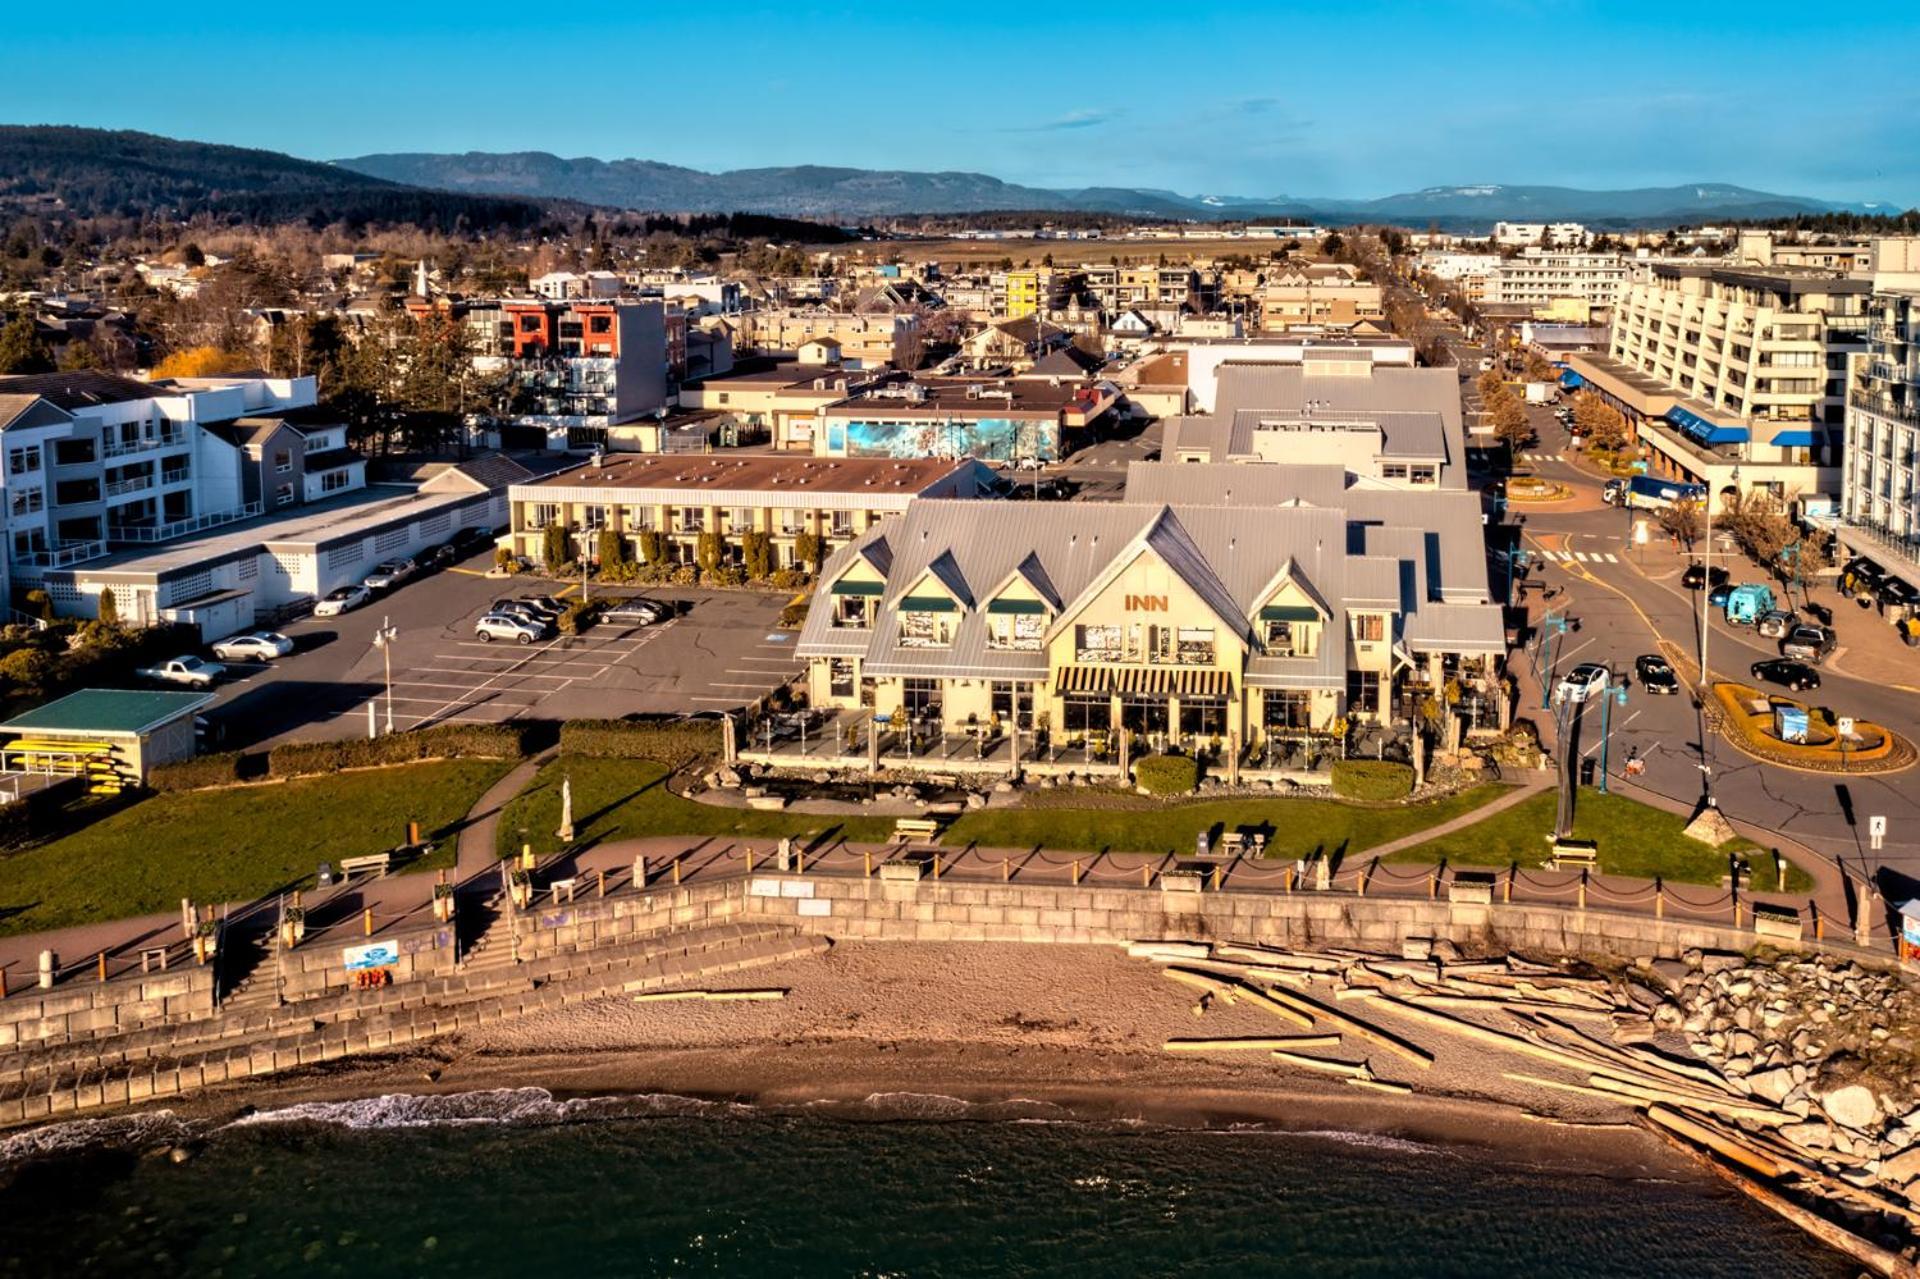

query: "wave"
xmin=226 ymin=1088 xmax=751 ymax=1132
xmin=0 ymin=1111 xmax=188 ymax=1167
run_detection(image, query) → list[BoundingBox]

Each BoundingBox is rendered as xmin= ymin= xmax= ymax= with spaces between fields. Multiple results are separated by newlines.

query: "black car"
xmin=1634 ymin=654 xmax=1680 ymax=694
xmin=1751 ymin=659 xmax=1821 ymax=692
xmin=1681 ymin=562 xmax=1730 ymax=591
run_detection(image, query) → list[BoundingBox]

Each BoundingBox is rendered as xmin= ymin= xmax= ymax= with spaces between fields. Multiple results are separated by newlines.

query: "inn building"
xmin=787 ymin=462 xmax=1504 ymax=775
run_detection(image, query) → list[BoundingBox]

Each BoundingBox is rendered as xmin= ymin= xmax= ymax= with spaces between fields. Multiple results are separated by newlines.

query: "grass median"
xmin=1384 ymin=789 xmax=1812 ymax=892
xmin=0 ymin=759 xmax=515 ymax=938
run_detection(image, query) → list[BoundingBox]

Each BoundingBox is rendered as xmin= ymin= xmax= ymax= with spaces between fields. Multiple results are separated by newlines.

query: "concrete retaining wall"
xmin=279 ymin=922 xmax=459 ymax=999
xmin=0 ymin=965 xmax=217 ymax=1049
xmin=514 ymin=883 xmax=740 ymax=960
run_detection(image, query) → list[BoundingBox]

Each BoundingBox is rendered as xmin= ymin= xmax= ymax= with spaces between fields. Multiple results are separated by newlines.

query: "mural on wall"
xmin=838 ymin=418 xmax=1057 ymax=462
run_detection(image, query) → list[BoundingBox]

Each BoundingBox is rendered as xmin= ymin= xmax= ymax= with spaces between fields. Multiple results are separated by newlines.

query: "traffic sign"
xmin=1837 ymin=717 xmax=1855 ymax=738
xmin=1870 ymin=815 xmax=1887 ymax=852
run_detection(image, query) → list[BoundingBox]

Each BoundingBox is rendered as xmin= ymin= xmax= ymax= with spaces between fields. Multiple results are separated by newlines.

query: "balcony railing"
xmin=15 ymin=539 xmax=109 ymax=569
xmin=1851 ymin=390 xmax=1920 ymax=428
xmin=101 ymin=432 xmax=186 ymax=459
xmin=104 ymin=475 xmax=155 ymax=498
xmin=107 ymin=501 xmax=262 ymax=544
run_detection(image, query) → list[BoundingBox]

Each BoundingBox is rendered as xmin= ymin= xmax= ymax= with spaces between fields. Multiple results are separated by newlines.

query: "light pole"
xmin=1598 ymin=680 xmax=1629 ymax=796
xmin=372 ymin=616 xmax=398 ymax=735
xmin=1699 ymin=465 xmax=1739 ymax=687
xmin=1535 ymin=610 xmax=1570 ymax=710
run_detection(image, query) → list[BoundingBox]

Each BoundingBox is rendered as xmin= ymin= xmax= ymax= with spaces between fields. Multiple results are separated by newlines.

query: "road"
xmin=1499 ymin=401 xmax=1920 ymax=894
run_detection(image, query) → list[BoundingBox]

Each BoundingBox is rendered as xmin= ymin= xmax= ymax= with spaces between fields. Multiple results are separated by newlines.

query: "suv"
xmin=1781 ymin=624 xmax=1837 ymax=664
xmin=475 ymin=613 xmax=547 ymax=644
xmin=1756 ymin=609 xmax=1797 ymax=640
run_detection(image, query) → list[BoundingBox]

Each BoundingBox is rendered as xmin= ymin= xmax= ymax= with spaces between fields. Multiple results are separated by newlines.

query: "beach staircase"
xmin=458 ymin=896 xmax=520 ymax=976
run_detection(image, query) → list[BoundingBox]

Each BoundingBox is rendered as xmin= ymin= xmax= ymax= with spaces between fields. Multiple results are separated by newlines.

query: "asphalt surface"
xmin=199 ymin=554 xmax=801 ymax=748
xmin=1500 ymin=401 xmax=1920 ymax=892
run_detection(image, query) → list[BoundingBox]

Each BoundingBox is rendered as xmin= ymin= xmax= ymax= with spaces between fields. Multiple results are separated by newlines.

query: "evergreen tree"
xmin=0 ymin=315 xmax=53 ymax=374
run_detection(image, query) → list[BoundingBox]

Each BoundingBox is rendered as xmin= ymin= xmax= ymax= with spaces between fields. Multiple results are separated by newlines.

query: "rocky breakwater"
xmin=1638 ymin=947 xmax=1920 ymax=1271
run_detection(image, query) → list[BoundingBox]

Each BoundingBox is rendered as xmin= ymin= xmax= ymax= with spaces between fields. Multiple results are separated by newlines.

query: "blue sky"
xmin=7 ymin=1 xmax=1917 ymax=205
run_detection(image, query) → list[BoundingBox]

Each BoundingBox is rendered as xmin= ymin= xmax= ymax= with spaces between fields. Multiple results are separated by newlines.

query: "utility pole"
xmin=373 ymin=616 xmax=399 ymax=735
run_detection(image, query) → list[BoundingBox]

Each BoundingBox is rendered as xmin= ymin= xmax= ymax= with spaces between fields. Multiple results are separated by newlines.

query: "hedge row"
xmin=558 ymin=718 xmax=721 ymax=767
xmin=1134 ymin=754 xmax=1199 ymax=796
xmin=149 ymin=750 xmax=266 ymax=792
xmin=1330 ymin=759 xmax=1415 ymax=802
xmin=267 ymin=722 xmax=533 ymax=778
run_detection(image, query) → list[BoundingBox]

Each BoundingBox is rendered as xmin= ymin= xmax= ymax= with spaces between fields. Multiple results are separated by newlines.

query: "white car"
xmin=210 ymin=631 xmax=295 ymax=662
xmin=314 ymin=584 xmax=371 ymax=617
xmin=1556 ymin=662 xmax=1612 ymax=704
xmin=475 ymin=612 xmax=547 ymax=644
xmin=363 ymin=558 xmax=417 ymax=591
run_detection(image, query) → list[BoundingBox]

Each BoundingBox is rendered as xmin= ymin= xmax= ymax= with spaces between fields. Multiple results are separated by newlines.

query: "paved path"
xmin=1362 ymin=773 xmax=1554 ymax=858
xmin=456 ymin=748 xmax=556 ymax=878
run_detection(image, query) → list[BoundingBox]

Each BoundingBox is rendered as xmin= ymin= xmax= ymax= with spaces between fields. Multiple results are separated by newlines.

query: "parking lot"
xmin=200 ymin=554 xmax=804 ymax=747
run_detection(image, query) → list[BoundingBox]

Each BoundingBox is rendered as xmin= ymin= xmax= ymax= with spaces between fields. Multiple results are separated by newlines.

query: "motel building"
xmin=767 ymin=471 xmax=1505 ymax=779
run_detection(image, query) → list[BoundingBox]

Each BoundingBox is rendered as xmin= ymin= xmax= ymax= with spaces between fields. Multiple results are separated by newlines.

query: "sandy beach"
xmin=145 ymin=940 xmax=1684 ymax=1180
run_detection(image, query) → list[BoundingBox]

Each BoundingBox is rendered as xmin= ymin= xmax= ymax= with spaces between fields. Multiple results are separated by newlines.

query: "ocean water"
xmin=0 ymin=1089 xmax=1850 ymax=1278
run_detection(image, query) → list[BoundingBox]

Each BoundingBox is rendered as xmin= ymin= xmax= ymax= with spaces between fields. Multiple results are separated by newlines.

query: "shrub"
xmin=1330 ymin=759 xmax=1415 ymax=802
xmin=559 ymin=718 xmax=722 ymax=767
xmin=637 ymin=529 xmax=664 ymax=565
xmin=768 ymin=567 xmax=811 ymax=592
xmin=670 ymin=565 xmax=699 ymax=586
xmin=778 ymin=599 xmax=810 ymax=629
xmin=542 ymin=523 xmax=571 ymax=572
xmin=557 ymin=599 xmax=600 ymax=635
xmin=96 ymin=589 xmax=119 ymax=625
xmin=149 ymin=750 xmax=264 ymax=792
xmin=494 ymin=545 xmax=517 ymax=573
xmin=1135 ymin=754 xmax=1199 ymax=796
xmin=706 ymin=565 xmax=747 ymax=588
xmin=268 ymin=722 xmax=531 ymax=777
xmin=794 ymin=530 xmax=824 ymax=572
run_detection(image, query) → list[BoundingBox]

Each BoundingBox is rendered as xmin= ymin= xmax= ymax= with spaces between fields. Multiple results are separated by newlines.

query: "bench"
xmin=889 ymin=818 xmax=944 ymax=846
xmin=339 ymin=853 xmax=391 ymax=882
xmin=1548 ymin=840 xmax=1599 ymax=871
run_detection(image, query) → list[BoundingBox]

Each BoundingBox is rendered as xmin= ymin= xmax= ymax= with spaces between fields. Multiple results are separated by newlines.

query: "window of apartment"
xmin=777 ymin=509 xmax=803 ymax=536
xmin=590 ymin=315 xmax=612 ymax=334
xmin=8 ymin=445 xmax=41 ymax=476
xmin=677 ymin=506 xmax=705 ymax=533
xmin=321 ymin=469 xmax=353 ymax=493
xmin=528 ymin=502 xmax=558 ymax=530
xmin=12 ymin=529 xmax=45 ymax=556
xmin=829 ymin=510 xmax=854 ymax=537
xmin=1346 ymin=670 xmax=1381 ymax=715
xmin=1354 ymin=614 xmax=1385 ymax=642
xmin=1409 ymin=465 xmax=1437 ymax=485
xmin=1380 ymin=463 xmax=1408 ymax=480
xmin=519 ymin=315 xmax=542 ymax=332
xmin=726 ymin=506 xmax=751 ymax=531
xmin=55 ymin=478 xmax=100 ymax=505
xmin=10 ymin=489 xmax=43 ymax=518
xmin=717 ymin=393 xmax=731 ymax=406
xmin=1263 ymin=618 xmax=1318 ymax=656
xmin=275 ymin=483 xmax=295 ymax=506
xmin=1076 ymin=623 xmax=1124 ymax=663
xmin=581 ymin=504 xmax=607 ymax=530
xmin=832 ymin=595 xmax=871 ymax=628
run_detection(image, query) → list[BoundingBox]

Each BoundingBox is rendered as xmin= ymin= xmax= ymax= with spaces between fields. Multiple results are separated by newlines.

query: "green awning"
xmin=1260 ymin=604 xmax=1320 ymax=622
xmin=831 ymin=579 xmax=883 ymax=596
xmin=987 ymin=598 xmax=1047 ymax=615
xmin=901 ymin=595 xmax=956 ymax=613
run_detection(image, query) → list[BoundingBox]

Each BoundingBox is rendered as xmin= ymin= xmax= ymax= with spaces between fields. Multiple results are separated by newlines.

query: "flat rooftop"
xmin=830 ymin=377 xmax=1091 ymax=416
xmin=519 ymin=453 xmax=974 ymax=497
xmin=1 ymin=689 xmax=213 ymax=737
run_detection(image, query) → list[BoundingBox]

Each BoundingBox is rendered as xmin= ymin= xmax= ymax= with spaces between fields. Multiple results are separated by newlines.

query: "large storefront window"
xmin=829 ymin=659 xmax=856 ymax=699
xmin=1063 ymin=694 xmax=1111 ymax=734
xmin=1076 ymin=624 xmax=1123 ymax=663
xmin=1174 ymin=626 xmax=1214 ymax=666
xmin=1120 ymin=695 xmax=1171 ymax=736
xmin=1346 ymin=671 xmax=1382 ymax=715
xmin=903 ymin=678 xmax=940 ymax=718
xmin=990 ymin=681 xmax=1034 ymax=729
xmin=1263 ymin=690 xmax=1313 ymax=732
xmin=1179 ymin=696 xmax=1227 ymax=737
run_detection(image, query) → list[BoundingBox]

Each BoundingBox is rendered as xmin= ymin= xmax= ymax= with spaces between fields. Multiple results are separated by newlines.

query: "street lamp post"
xmin=1699 ymin=465 xmax=1740 ymax=687
xmin=1535 ymin=611 xmax=1570 ymax=710
xmin=1598 ymin=681 xmax=1629 ymax=795
xmin=372 ymin=616 xmax=399 ymax=735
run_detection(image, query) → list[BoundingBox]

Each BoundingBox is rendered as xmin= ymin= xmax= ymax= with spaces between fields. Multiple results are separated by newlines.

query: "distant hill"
xmin=0 ymin=126 xmax=559 ymax=229
xmin=336 ymin=151 xmax=1882 ymax=227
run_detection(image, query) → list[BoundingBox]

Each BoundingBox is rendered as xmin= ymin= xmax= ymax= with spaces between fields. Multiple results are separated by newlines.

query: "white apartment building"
xmin=1493 ymin=222 xmax=1590 ymax=248
xmin=1840 ymin=240 xmax=1920 ymax=578
xmin=1484 ymin=250 xmax=1626 ymax=309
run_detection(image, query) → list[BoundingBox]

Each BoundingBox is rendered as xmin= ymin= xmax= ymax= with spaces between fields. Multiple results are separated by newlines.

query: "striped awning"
xmin=1055 ymin=666 xmax=1233 ymax=696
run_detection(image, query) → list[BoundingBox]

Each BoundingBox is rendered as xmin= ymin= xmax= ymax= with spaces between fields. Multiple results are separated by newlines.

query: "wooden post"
xmin=363 ymin=907 xmax=373 ymax=936
xmin=1577 ymin=871 xmax=1587 ymax=911
xmin=597 ymin=870 xmax=605 ymax=898
xmin=39 ymin=950 xmax=55 ymax=988
xmin=1503 ymin=865 xmax=1513 ymax=904
xmin=0 ymin=966 xmax=7 ymax=999
xmin=672 ymin=857 xmax=682 ymax=886
xmin=1211 ymin=864 xmax=1222 ymax=892
xmin=635 ymin=855 xmax=648 ymax=888
xmin=408 ymin=820 xmax=421 ymax=846
xmin=520 ymin=843 xmax=533 ymax=870
xmin=1141 ymin=862 xmax=1151 ymax=889
xmin=180 ymin=897 xmax=194 ymax=940
xmin=864 ymin=850 xmax=873 ymax=878
xmin=1427 ymin=869 xmax=1437 ymax=901
xmin=1733 ymin=897 xmax=1743 ymax=929
xmin=1002 ymin=857 xmax=1011 ymax=882
xmin=97 ymin=951 xmax=107 ymax=983
xmin=1356 ymin=861 xmax=1368 ymax=896
xmin=1285 ymin=866 xmax=1295 ymax=893
xmin=934 ymin=855 xmax=944 ymax=880
xmin=744 ymin=849 xmax=753 ymax=875
xmin=795 ymin=846 xmax=806 ymax=873
xmin=1072 ymin=859 xmax=1082 ymax=886
xmin=1815 ymin=905 xmax=1825 ymax=941
xmin=1655 ymin=878 xmax=1665 ymax=919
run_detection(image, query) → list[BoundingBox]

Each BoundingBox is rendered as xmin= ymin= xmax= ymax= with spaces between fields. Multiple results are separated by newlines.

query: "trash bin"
xmin=1579 ymin=759 xmax=1597 ymax=786
xmin=317 ymin=861 xmax=335 ymax=888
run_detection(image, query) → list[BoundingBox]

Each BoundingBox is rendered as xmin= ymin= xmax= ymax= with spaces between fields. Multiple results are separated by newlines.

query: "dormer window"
xmin=898 ymin=596 xmax=955 ymax=648
xmin=828 ymin=576 xmax=881 ymax=628
xmin=987 ymin=599 xmax=1047 ymax=650
xmin=1260 ymin=605 xmax=1319 ymax=656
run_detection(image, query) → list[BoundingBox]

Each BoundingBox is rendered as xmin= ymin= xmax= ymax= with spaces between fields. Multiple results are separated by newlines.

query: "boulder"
xmin=1698 ymin=951 xmax=1745 ymax=975
xmin=964 ymin=792 xmax=986 ymax=810
xmin=1747 ymin=1068 xmax=1796 ymax=1105
xmin=1886 ymin=1151 xmax=1920 ymax=1187
xmin=1431 ymin=939 xmax=1461 ymax=963
xmin=1820 ymin=1084 xmax=1884 ymax=1132
xmin=1779 ymin=1121 xmax=1833 ymax=1150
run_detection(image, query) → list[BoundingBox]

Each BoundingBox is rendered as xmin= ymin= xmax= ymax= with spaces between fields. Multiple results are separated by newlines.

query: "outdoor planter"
xmin=432 ymin=884 xmax=456 ymax=922
xmin=279 ymin=910 xmax=306 ymax=949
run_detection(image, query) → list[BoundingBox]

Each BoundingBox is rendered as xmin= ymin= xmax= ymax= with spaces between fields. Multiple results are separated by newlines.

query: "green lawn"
xmin=495 ymin=759 xmax=1509 ymax=863
xmin=941 ymin=783 xmax=1509 ymax=859
xmin=0 ymin=759 xmax=514 ymax=937
xmin=493 ymin=757 xmax=899 ymax=857
xmin=1384 ymin=789 xmax=1812 ymax=892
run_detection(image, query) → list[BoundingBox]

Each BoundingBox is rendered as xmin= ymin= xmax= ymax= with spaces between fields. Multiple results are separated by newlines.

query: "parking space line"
xmin=687 ymin=696 xmax=749 ymax=704
xmin=710 ymin=681 xmax=778 ymax=689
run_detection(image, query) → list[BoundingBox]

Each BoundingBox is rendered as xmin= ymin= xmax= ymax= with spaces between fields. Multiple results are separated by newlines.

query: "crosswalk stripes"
xmin=1532 ymin=549 xmax=1620 ymax=564
xmin=1520 ymin=452 xmax=1566 ymax=462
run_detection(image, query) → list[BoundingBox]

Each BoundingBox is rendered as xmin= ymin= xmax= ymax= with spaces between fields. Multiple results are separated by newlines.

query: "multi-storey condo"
xmin=1484 ymin=250 xmax=1626 ymax=312
xmin=462 ymin=299 xmax=669 ymax=449
xmin=1840 ymin=239 xmax=1920 ymax=584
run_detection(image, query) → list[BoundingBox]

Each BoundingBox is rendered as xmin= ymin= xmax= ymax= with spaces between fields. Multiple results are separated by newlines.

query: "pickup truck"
xmin=136 ymin=655 xmax=226 ymax=687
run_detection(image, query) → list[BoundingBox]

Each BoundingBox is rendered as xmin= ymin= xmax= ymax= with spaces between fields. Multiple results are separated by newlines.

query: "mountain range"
xmin=335 ymin=150 xmax=1889 ymax=226
xmin=0 ymin=125 xmax=1892 ymax=230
